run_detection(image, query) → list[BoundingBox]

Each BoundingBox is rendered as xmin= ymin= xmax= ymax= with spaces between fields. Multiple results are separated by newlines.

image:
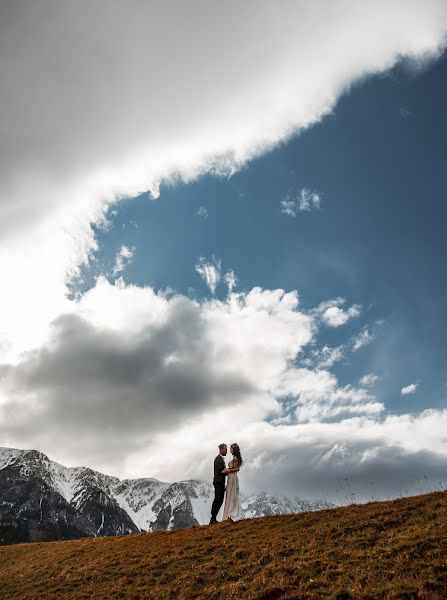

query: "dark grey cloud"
xmin=242 ymin=442 xmax=447 ymax=502
xmin=0 ymin=297 xmax=254 ymax=463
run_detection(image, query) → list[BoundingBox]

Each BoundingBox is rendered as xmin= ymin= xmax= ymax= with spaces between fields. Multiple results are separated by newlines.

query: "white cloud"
xmin=352 ymin=327 xmax=375 ymax=351
xmin=302 ymin=345 xmax=345 ymax=369
xmin=299 ymin=189 xmax=321 ymax=212
xmin=401 ymin=382 xmax=419 ymax=395
xmin=0 ymin=1 xmax=446 ymax=361
xmin=318 ymin=345 xmax=345 ymax=369
xmin=224 ymin=270 xmax=238 ymax=295
xmin=322 ymin=305 xmax=361 ymax=327
xmin=360 ymin=373 xmax=379 ymax=387
xmin=133 ymin=405 xmax=447 ymax=501
xmin=280 ymin=188 xmax=322 ymax=217
xmin=197 ymin=206 xmax=208 ymax=219
xmin=195 ymin=256 xmax=222 ymax=295
xmin=277 ymin=367 xmax=384 ymax=422
xmin=279 ymin=198 xmax=297 ymax=217
xmin=112 ymin=245 xmax=135 ymax=276
xmin=311 ymin=193 xmax=321 ymax=210
xmin=314 ymin=297 xmax=361 ymax=327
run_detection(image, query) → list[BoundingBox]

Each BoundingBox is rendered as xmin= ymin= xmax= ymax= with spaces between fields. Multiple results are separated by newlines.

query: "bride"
xmin=222 ymin=443 xmax=245 ymax=521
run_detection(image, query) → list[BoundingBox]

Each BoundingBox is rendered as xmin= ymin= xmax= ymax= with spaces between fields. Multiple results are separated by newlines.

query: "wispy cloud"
xmin=301 ymin=344 xmax=345 ymax=370
xmin=112 ymin=245 xmax=135 ymax=276
xmin=224 ymin=269 xmax=238 ymax=295
xmin=401 ymin=382 xmax=419 ymax=395
xmin=280 ymin=188 xmax=321 ymax=217
xmin=280 ymin=198 xmax=297 ymax=217
xmin=359 ymin=373 xmax=379 ymax=387
xmin=315 ymin=345 xmax=345 ymax=369
xmin=197 ymin=206 xmax=208 ymax=219
xmin=195 ymin=256 xmax=221 ymax=295
xmin=352 ymin=327 xmax=375 ymax=351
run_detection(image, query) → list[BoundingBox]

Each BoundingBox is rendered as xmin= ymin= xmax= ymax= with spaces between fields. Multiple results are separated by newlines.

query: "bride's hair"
xmin=230 ymin=443 xmax=243 ymax=467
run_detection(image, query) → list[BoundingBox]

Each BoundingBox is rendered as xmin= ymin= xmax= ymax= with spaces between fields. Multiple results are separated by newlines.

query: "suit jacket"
xmin=213 ymin=454 xmax=227 ymax=485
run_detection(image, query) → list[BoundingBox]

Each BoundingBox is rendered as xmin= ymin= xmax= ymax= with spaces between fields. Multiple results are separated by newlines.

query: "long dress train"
xmin=222 ymin=459 xmax=245 ymax=521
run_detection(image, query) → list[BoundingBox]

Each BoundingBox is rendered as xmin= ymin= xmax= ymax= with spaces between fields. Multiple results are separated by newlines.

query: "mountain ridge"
xmin=0 ymin=446 xmax=331 ymax=544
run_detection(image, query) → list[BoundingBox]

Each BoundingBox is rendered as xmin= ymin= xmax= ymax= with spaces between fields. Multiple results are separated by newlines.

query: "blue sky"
xmin=76 ymin=52 xmax=447 ymax=422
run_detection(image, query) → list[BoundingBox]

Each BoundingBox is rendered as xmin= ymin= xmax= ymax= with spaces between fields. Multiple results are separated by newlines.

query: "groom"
xmin=209 ymin=443 xmax=227 ymax=524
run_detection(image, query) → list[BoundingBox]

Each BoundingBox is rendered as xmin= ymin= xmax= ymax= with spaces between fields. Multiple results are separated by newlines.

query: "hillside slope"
xmin=0 ymin=491 xmax=446 ymax=599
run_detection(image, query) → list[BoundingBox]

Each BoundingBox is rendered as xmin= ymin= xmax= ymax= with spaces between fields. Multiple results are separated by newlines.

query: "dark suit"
xmin=211 ymin=454 xmax=227 ymax=520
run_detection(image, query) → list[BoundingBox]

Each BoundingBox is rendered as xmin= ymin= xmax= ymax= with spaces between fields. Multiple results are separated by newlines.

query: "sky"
xmin=0 ymin=1 xmax=447 ymax=502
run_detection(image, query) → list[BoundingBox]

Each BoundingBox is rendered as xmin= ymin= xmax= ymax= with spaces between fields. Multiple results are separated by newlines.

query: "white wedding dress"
xmin=222 ymin=458 xmax=245 ymax=521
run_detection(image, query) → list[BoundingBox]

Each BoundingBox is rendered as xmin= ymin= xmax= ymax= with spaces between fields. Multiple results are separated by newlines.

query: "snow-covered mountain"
xmin=0 ymin=447 xmax=332 ymax=544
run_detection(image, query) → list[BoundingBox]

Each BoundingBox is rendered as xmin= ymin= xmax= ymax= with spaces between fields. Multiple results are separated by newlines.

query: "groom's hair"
xmin=218 ymin=443 xmax=227 ymax=449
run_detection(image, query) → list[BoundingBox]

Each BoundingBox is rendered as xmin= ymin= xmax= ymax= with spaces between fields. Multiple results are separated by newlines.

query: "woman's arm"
xmin=222 ymin=459 xmax=240 ymax=474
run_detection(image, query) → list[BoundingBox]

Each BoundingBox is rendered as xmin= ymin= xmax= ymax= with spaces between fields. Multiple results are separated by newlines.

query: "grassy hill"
xmin=0 ymin=491 xmax=446 ymax=599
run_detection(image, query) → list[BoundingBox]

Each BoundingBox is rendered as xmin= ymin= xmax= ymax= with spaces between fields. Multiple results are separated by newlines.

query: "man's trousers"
xmin=211 ymin=483 xmax=225 ymax=519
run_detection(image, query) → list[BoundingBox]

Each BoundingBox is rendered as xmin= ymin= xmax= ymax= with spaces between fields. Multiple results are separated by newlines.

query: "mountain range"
xmin=0 ymin=447 xmax=331 ymax=544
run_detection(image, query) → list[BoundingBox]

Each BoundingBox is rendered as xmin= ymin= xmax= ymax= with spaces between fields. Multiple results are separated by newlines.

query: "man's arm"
xmin=219 ymin=455 xmax=227 ymax=474
xmin=214 ymin=456 xmax=226 ymax=479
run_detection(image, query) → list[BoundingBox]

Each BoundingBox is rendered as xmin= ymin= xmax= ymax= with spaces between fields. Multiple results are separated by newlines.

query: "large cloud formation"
xmin=0 ymin=279 xmax=315 ymax=464
xmin=1 ymin=278 xmax=446 ymax=502
xmin=1 ymin=1 xmax=447 ymax=358
xmin=0 ymin=2 xmax=447 ymax=499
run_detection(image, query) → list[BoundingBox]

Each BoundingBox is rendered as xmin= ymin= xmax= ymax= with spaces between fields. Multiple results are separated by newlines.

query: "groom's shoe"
xmin=209 ymin=518 xmax=218 ymax=524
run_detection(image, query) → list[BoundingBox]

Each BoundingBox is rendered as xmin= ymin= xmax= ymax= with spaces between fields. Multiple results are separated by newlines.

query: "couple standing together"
xmin=209 ymin=442 xmax=245 ymax=524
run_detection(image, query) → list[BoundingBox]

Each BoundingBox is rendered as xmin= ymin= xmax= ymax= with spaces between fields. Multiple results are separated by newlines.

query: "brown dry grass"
xmin=0 ymin=491 xmax=446 ymax=599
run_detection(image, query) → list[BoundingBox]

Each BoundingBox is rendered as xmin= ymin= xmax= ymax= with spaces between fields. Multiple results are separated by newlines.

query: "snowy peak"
xmin=241 ymin=492 xmax=330 ymax=518
xmin=0 ymin=446 xmax=333 ymax=544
